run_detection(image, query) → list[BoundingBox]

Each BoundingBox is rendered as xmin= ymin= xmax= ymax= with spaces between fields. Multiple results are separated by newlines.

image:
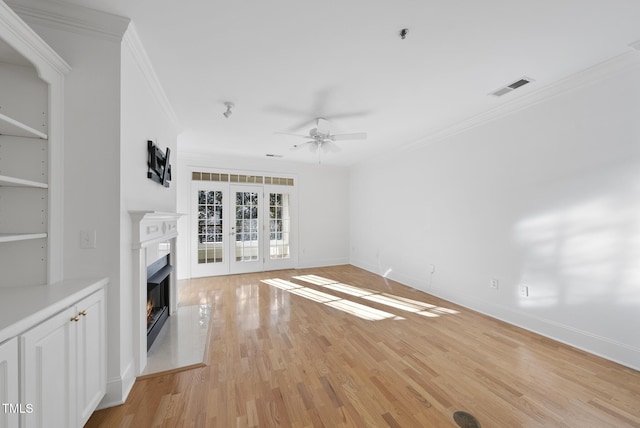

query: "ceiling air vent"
xmin=490 ymin=76 xmax=534 ymax=97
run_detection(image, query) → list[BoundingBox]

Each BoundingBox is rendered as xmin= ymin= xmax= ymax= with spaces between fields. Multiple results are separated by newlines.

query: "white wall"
xmin=176 ymin=152 xmax=350 ymax=278
xmin=119 ymin=27 xmax=178 ymax=398
xmin=350 ymin=52 xmax=640 ymax=370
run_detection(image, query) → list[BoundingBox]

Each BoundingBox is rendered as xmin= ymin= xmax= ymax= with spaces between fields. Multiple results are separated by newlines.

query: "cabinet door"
xmin=0 ymin=337 xmax=19 ymax=428
xmin=76 ymin=289 xmax=106 ymax=426
xmin=21 ymin=307 xmax=77 ymax=428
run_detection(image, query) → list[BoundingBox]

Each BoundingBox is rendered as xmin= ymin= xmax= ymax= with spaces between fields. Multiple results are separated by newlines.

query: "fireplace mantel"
xmin=130 ymin=211 xmax=182 ymax=249
xmin=130 ymin=211 xmax=183 ymax=375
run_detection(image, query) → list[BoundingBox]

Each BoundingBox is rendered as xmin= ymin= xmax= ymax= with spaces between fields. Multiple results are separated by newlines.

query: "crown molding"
xmin=0 ymin=1 xmax=70 ymax=78
xmin=122 ymin=23 xmax=181 ymax=134
xmin=7 ymin=0 xmax=130 ymax=41
xmin=401 ymin=50 xmax=640 ymax=152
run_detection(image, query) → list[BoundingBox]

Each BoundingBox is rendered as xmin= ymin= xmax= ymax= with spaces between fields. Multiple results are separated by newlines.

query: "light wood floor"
xmin=87 ymin=265 xmax=640 ymax=427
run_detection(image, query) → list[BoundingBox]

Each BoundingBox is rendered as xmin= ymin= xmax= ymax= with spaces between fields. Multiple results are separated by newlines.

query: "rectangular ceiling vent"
xmin=490 ymin=76 xmax=534 ymax=97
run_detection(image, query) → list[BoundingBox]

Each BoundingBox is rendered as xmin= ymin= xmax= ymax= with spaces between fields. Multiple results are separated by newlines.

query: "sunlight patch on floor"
xmin=325 ymin=299 xmax=402 ymax=321
xmin=293 ymin=274 xmax=459 ymax=317
xmin=258 ymin=274 xmax=460 ymax=321
xmin=362 ymin=294 xmax=430 ymax=314
xmin=261 ymin=278 xmax=304 ymax=290
xmin=322 ymin=282 xmax=375 ymax=297
xmin=288 ymin=287 xmax=340 ymax=303
xmin=261 ymin=277 xmax=401 ymax=321
xmin=380 ymin=293 xmax=437 ymax=309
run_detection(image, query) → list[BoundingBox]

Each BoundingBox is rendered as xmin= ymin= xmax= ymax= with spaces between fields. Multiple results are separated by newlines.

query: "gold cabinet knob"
xmin=80 ymin=310 xmax=87 ymax=316
xmin=70 ymin=316 xmax=80 ymax=322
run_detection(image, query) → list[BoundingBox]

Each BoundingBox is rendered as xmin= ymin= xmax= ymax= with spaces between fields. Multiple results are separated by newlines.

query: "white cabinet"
xmin=0 ymin=337 xmax=19 ymax=428
xmin=76 ymin=289 xmax=106 ymax=427
xmin=20 ymin=289 xmax=106 ymax=428
xmin=21 ymin=306 xmax=76 ymax=428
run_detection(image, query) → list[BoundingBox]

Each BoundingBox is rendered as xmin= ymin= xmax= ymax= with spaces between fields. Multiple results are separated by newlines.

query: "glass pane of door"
xmin=198 ymin=190 xmax=223 ymax=263
xmin=268 ymin=192 xmax=290 ymax=259
xmin=230 ymin=185 xmax=263 ymax=273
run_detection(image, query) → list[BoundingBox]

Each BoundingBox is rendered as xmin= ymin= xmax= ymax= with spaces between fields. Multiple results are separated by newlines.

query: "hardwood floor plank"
xmin=87 ymin=265 xmax=640 ymax=427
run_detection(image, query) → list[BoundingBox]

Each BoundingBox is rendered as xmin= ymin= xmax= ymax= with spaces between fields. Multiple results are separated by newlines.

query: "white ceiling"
xmin=63 ymin=0 xmax=640 ymax=166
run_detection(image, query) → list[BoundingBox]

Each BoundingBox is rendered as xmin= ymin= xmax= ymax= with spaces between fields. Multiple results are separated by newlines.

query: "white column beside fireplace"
xmin=130 ymin=211 xmax=183 ymax=375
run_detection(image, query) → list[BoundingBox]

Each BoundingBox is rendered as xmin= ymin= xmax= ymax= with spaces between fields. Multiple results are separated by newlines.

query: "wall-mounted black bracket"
xmin=147 ymin=140 xmax=171 ymax=188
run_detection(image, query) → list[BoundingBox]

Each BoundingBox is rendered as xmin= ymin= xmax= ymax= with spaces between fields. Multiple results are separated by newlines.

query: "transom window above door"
xmin=192 ymin=172 xmax=294 ymax=186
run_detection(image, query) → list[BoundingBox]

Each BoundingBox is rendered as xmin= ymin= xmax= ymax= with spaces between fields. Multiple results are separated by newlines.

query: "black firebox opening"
xmin=146 ymin=254 xmax=173 ymax=350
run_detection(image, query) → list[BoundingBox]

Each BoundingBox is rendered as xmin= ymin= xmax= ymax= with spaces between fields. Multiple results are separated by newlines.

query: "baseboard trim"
xmin=351 ymin=261 xmax=640 ymax=372
xmin=97 ymin=360 xmax=136 ymax=410
xmin=296 ymin=257 xmax=349 ymax=269
xmin=430 ymin=286 xmax=640 ymax=372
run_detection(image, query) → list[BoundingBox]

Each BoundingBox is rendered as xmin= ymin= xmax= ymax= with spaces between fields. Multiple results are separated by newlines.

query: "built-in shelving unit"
xmin=0 ymin=111 xmax=48 ymax=139
xmin=0 ymin=58 xmax=49 ymax=287
xmin=0 ymin=1 xmax=70 ymax=287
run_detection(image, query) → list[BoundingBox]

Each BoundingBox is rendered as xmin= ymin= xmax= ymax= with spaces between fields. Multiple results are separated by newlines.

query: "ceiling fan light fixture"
xmin=279 ymin=117 xmax=367 ymax=161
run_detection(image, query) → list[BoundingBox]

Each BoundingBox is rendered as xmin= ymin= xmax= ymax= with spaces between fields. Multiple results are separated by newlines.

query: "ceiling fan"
xmin=266 ymin=88 xmax=372 ymax=131
xmin=277 ymin=118 xmax=367 ymax=161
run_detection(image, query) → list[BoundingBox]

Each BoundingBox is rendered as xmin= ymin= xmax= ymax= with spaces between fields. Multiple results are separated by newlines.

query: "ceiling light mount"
xmin=223 ymin=102 xmax=234 ymax=118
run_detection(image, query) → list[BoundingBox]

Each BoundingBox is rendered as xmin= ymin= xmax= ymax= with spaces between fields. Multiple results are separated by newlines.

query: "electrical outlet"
xmin=490 ymin=279 xmax=499 ymax=289
xmin=519 ymin=285 xmax=529 ymax=297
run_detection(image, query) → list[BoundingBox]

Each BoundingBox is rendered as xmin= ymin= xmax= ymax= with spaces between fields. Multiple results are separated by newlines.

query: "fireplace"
xmin=146 ymin=254 xmax=173 ymax=350
xmin=130 ymin=211 xmax=183 ymax=375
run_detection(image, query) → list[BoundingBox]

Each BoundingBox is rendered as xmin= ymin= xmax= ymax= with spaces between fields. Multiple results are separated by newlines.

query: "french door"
xmin=230 ymin=185 xmax=263 ymax=274
xmin=192 ymin=181 xmax=227 ymax=277
xmin=191 ymin=180 xmax=296 ymax=277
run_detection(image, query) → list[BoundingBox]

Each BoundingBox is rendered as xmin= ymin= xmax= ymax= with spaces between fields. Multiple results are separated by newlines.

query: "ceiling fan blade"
xmin=290 ymin=141 xmax=314 ymax=151
xmin=285 ymin=117 xmax=318 ymax=132
xmin=283 ymin=111 xmax=371 ymax=132
xmin=309 ymin=142 xmax=319 ymax=153
xmin=264 ymin=105 xmax=310 ymax=117
xmin=322 ymin=110 xmax=372 ymax=121
xmin=324 ymin=141 xmax=341 ymax=153
xmin=331 ymin=132 xmax=367 ymax=141
xmin=316 ymin=118 xmax=331 ymax=135
xmin=275 ymin=131 xmax=312 ymax=138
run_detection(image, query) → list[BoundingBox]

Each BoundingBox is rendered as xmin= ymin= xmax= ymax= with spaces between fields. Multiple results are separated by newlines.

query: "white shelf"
xmin=0 ymin=112 xmax=47 ymax=139
xmin=0 ymin=174 xmax=48 ymax=188
xmin=0 ymin=233 xmax=47 ymax=243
